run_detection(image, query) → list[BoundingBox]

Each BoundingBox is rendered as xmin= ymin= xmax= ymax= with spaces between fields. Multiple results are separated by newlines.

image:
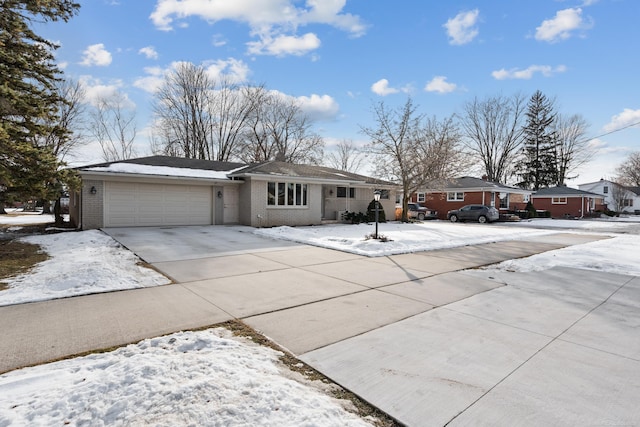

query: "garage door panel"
xmin=105 ymin=182 xmax=212 ymax=227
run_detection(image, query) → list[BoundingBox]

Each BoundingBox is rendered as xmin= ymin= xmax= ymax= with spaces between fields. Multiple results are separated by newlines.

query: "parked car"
xmin=447 ymin=205 xmax=499 ymax=223
xmin=406 ymin=203 xmax=438 ymax=220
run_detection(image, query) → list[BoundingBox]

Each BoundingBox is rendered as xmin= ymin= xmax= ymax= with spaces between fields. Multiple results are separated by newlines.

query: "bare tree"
xmin=325 ymin=139 xmax=366 ymax=173
xmin=616 ymin=151 xmax=640 ymax=186
xmin=362 ymin=98 xmax=464 ymax=222
xmin=209 ymin=76 xmax=254 ymax=161
xmin=30 ymin=78 xmax=86 ymax=214
xmin=153 ymin=62 xmax=213 ymax=159
xmin=33 ymin=78 xmax=87 ymax=162
xmin=89 ymin=92 xmax=137 ymax=162
xmin=239 ymin=88 xmax=324 ymax=164
xmin=552 ymin=113 xmax=592 ymax=185
xmin=459 ymin=93 xmax=526 ymax=183
xmin=609 ymin=181 xmax=631 ymax=212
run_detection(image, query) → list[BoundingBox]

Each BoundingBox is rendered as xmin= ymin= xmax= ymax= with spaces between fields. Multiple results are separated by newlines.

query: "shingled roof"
xmin=230 ymin=161 xmax=395 ymax=186
xmin=78 ymin=155 xmax=246 ymax=172
xmin=532 ymin=186 xmax=603 ymax=197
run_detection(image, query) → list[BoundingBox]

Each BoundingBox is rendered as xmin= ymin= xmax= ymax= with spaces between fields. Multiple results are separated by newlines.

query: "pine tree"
xmin=0 ymin=1 xmax=80 ymax=213
xmin=516 ymin=90 xmax=558 ymax=190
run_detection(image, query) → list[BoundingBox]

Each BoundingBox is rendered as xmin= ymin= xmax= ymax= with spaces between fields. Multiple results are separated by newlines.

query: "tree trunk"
xmin=54 ymin=198 xmax=64 ymax=226
xmin=42 ymin=199 xmax=51 ymax=214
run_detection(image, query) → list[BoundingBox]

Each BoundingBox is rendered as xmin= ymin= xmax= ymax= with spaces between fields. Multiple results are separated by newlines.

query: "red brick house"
xmin=531 ymin=186 xmax=605 ymax=218
xmin=411 ymin=177 xmax=533 ymax=220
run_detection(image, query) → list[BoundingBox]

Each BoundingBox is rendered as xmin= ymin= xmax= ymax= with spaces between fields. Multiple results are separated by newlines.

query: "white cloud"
xmin=212 ymin=34 xmax=227 ymax=47
xmin=296 ymin=94 xmax=339 ymax=121
xmin=202 ymin=58 xmax=251 ymax=83
xmin=78 ymin=77 xmax=135 ymax=109
xmin=149 ymin=0 xmax=366 ymax=56
xmin=371 ymin=79 xmax=398 ymax=96
xmin=604 ymin=109 xmax=640 ymax=132
xmin=247 ymin=33 xmax=321 ymax=56
xmin=424 ymin=76 xmax=457 ymax=94
xmin=492 ymin=64 xmax=567 ymax=80
xmin=139 ymin=46 xmax=159 ymax=59
xmin=133 ymin=58 xmax=251 ymax=94
xmin=80 ymin=43 xmax=112 ymax=67
xmin=535 ymin=8 xmax=593 ymax=43
xmin=133 ymin=67 xmax=165 ymax=94
xmin=443 ymin=9 xmax=480 ymax=45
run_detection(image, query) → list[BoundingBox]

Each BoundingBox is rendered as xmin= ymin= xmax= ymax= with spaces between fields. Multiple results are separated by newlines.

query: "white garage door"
xmin=104 ymin=182 xmax=213 ymax=227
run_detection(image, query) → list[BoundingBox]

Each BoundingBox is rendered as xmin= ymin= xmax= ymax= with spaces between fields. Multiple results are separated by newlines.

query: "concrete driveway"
xmin=2 ymin=226 xmax=637 ymax=426
xmin=103 ymin=225 xmax=302 ymax=263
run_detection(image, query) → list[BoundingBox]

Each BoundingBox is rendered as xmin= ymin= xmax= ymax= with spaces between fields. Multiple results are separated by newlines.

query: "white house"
xmin=70 ymin=156 xmax=398 ymax=229
xmin=578 ymin=179 xmax=640 ymax=213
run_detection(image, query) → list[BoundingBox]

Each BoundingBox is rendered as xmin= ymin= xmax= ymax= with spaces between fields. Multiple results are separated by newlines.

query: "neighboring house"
xmin=530 ymin=186 xmax=605 ymax=218
xmin=411 ymin=176 xmax=533 ymax=220
xmin=578 ymin=179 xmax=640 ymax=213
xmin=70 ymin=156 xmax=396 ymax=229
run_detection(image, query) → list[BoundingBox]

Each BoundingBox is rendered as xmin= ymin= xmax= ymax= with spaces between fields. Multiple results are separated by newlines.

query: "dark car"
xmin=447 ymin=204 xmax=499 ymax=223
xmin=407 ymin=203 xmax=438 ymax=220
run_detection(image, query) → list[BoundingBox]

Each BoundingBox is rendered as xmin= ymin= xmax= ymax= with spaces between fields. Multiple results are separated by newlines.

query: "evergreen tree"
xmin=0 ymin=1 xmax=80 ymax=213
xmin=516 ymin=91 xmax=558 ymax=190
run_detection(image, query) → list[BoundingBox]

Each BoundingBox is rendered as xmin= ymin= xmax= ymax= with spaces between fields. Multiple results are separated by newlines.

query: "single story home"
xmin=530 ymin=186 xmax=605 ymax=218
xmin=411 ymin=176 xmax=533 ymax=220
xmin=69 ymin=156 xmax=397 ymax=229
xmin=578 ymin=179 xmax=640 ymax=213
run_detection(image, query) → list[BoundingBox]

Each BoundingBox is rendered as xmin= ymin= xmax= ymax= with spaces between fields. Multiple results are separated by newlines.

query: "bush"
xmin=366 ymin=199 xmax=386 ymax=223
xmin=343 ymin=211 xmax=368 ymax=224
xmin=525 ymin=201 xmax=537 ymax=218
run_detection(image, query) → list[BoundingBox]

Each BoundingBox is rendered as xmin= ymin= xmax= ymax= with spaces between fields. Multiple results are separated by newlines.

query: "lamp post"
xmin=373 ymin=190 xmax=381 ymax=239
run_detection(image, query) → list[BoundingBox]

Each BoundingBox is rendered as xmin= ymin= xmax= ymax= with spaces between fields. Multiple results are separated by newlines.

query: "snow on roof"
xmin=84 ymin=163 xmax=244 ymax=180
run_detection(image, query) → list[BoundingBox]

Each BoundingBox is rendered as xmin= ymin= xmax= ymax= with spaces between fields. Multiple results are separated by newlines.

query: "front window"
xmin=447 ymin=192 xmax=464 ymax=201
xmin=499 ymin=193 xmax=509 ymax=209
xmin=551 ymin=197 xmax=567 ymax=204
xmin=603 ymin=186 xmax=609 ymax=194
xmin=378 ymin=189 xmax=390 ymax=200
xmin=337 ymin=186 xmax=355 ymax=198
xmin=267 ymin=181 xmax=308 ymax=206
xmin=417 ymin=192 xmax=425 ymax=203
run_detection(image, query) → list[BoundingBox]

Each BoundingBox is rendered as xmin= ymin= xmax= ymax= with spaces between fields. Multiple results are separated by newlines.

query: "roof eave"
xmin=79 ymin=170 xmax=237 ymax=184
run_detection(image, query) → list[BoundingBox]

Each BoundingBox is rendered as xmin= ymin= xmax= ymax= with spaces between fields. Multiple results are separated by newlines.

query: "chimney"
xmin=481 ymin=175 xmax=488 ymax=181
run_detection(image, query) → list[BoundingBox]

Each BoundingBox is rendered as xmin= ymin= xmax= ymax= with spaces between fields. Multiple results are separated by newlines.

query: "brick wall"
xmin=532 ymin=197 xmax=586 ymax=218
xmin=81 ymin=180 xmax=104 ymax=229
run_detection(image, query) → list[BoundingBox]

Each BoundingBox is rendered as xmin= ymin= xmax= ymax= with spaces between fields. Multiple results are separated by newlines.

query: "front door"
xmin=214 ymin=186 xmax=224 ymax=225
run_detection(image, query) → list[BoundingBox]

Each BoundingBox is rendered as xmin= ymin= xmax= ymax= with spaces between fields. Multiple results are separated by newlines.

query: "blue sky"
xmin=39 ymin=0 xmax=640 ymax=185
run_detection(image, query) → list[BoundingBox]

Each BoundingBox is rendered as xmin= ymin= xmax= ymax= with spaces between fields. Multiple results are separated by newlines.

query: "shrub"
xmin=525 ymin=201 xmax=537 ymax=218
xmin=343 ymin=211 xmax=368 ymax=224
xmin=366 ymin=199 xmax=386 ymax=223
xmin=364 ymin=232 xmax=392 ymax=242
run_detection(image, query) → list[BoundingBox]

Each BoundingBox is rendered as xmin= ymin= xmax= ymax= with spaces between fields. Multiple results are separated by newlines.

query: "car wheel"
xmin=478 ymin=215 xmax=487 ymax=224
xmin=418 ymin=213 xmax=425 ymax=220
xmin=449 ymin=214 xmax=458 ymax=223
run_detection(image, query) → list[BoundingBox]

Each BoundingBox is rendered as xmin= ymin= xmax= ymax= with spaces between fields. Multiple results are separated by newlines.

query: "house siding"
xmin=323 ymin=185 xmax=390 ymax=220
xmin=246 ymin=179 xmax=322 ymax=227
xmin=579 ymin=180 xmax=639 ymax=213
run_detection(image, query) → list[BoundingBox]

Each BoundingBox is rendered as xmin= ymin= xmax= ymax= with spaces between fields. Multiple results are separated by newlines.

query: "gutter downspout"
xmin=581 ymin=195 xmax=585 ymax=219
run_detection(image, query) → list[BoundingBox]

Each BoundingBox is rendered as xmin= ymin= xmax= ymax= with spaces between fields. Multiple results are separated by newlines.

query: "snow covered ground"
xmin=0 ymin=230 xmax=170 ymax=306
xmin=254 ymin=221 xmax=558 ymax=256
xmin=0 ymin=328 xmax=375 ymax=427
xmin=1 ymin=213 xmax=638 ymax=426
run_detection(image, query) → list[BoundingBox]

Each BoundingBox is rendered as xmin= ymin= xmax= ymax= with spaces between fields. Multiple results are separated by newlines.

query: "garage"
xmin=104 ymin=181 xmax=213 ymax=227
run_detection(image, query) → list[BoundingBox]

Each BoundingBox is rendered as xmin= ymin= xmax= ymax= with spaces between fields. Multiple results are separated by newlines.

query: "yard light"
xmin=90 ymin=186 xmax=97 ymax=195
xmin=374 ymin=190 xmax=381 ymax=239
